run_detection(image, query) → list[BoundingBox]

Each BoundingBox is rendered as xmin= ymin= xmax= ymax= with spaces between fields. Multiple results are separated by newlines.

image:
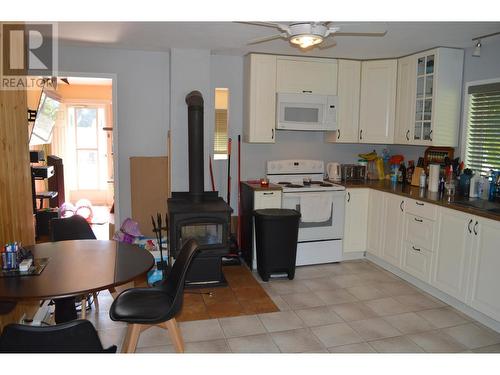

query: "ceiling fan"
xmin=40 ymin=77 xmax=70 ymax=90
xmin=244 ymin=22 xmax=387 ymax=50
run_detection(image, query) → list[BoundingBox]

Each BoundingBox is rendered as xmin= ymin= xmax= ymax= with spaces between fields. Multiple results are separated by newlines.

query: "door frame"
xmin=55 ymin=71 xmax=120 ymax=224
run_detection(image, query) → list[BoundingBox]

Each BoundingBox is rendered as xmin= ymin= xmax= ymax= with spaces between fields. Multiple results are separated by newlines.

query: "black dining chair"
xmin=0 ymin=319 xmax=116 ymax=353
xmin=50 ymin=215 xmax=100 ymax=320
xmin=109 ymin=239 xmax=200 ymax=353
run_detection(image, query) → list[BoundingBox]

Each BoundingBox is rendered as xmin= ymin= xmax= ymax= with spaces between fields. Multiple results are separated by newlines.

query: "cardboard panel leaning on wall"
xmin=130 ymin=157 xmax=169 ymax=237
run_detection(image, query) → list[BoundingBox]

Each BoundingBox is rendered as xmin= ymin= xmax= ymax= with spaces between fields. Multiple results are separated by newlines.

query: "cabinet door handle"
xmin=412 ymin=246 xmax=421 ymax=252
xmin=359 ymin=129 xmax=363 ymax=140
xmin=400 ymin=200 xmax=404 ymax=212
xmin=468 ymin=219 xmax=473 ymax=234
xmin=406 ymin=130 xmax=410 ymax=141
xmin=271 ymin=128 xmax=274 ymax=139
xmin=429 ymin=130 xmax=433 ymax=142
xmin=473 ymin=221 xmax=478 ymax=235
xmin=302 ymin=90 xmax=313 ymax=93
xmin=347 ymin=192 xmax=351 ymax=202
xmin=416 ymin=201 xmax=424 ymax=206
xmin=414 ymin=217 xmax=423 ymax=223
xmin=337 ymin=129 xmax=341 ymax=140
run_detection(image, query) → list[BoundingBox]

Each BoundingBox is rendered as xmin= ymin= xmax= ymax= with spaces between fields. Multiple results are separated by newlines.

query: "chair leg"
xmin=80 ymin=296 xmax=87 ymax=319
xmin=121 ymin=324 xmax=142 ymax=353
xmin=163 ymin=318 xmax=184 ymax=353
xmin=93 ymin=292 xmax=99 ymax=311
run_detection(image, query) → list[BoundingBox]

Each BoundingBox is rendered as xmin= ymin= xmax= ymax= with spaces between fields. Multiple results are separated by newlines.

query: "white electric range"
xmin=266 ymin=160 xmax=346 ymax=266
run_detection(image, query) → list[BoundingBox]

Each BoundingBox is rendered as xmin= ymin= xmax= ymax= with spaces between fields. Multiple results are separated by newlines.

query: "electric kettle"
xmin=327 ymin=162 xmax=341 ymax=182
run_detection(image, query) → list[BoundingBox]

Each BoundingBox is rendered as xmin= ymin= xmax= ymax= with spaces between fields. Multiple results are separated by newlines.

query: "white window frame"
xmin=460 ymin=77 xmax=500 ymax=168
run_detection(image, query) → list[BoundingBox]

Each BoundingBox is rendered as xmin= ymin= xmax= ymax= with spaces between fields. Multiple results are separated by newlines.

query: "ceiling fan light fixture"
xmin=290 ymin=34 xmax=324 ymax=48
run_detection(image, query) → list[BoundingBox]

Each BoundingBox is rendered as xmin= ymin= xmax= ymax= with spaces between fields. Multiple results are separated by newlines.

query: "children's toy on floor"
xmin=75 ymin=199 xmax=94 ymax=222
xmin=113 ymin=217 xmax=143 ymax=244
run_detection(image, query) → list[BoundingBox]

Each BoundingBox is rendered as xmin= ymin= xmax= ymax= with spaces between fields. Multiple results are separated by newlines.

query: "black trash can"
xmin=254 ymin=208 xmax=301 ymax=282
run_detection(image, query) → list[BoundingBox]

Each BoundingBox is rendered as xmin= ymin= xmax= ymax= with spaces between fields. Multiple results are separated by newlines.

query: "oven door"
xmin=281 ymin=190 xmax=345 ymax=242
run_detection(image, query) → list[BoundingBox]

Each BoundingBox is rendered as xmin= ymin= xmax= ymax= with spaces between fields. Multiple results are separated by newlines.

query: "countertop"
xmin=342 ymin=179 xmax=500 ymax=221
xmin=241 ymin=181 xmax=283 ymax=191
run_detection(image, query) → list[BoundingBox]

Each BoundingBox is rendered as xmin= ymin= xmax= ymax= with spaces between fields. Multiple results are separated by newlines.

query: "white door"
xmin=366 ymin=189 xmax=384 ymax=257
xmin=359 ymin=60 xmax=397 ymax=144
xmin=395 ymin=55 xmax=416 ymax=144
xmin=343 ymin=188 xmax=369 ymax=253
xmin=468 ymin=217 xmax=500 ymax=321
xmin=326 ymin=59 xmax=361 ymax=143
xmin=381 ymin=194 xmax=405 ymax=267
xmin=431 ymin=207 xmax=473 ymax=302
xmin=276 ymin=58 xmax=338 ymax=95
xmin=244 ymin=54 xmax=277 ymax=143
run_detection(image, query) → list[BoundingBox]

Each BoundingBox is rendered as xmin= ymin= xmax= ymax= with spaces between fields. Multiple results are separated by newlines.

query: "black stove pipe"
xmin=185 ymin=91 xmax=204 ymax=203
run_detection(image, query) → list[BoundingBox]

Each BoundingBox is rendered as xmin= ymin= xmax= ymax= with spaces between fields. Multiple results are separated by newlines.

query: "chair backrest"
xmin=50 ymin=215 xmax=96 ymax=241
xmin=0 ymin=319 xmax=116 ymax=353
xmin=160 ymin=239 xmax=200 ymax=316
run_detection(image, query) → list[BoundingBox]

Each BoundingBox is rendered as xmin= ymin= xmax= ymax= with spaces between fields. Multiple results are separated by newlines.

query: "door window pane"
xmin=426 ymin=55 xmax=434 ymax=74
xmin=77 ymin=150 xmax=99 ymax=189
xmin=416 ymin=77 xmax=424 ymax=98
xmin=76 ymin=108 xmax=97 ymax=148
xmin=425 ymin=76 xmax=434 ymax=97
xmin=423 ymin=123 xmax=432 ymax=140
xmin=414 ymin=123 xmax=422 ymax=140
xmin=417 ymin=57 xmax=425 ymax=75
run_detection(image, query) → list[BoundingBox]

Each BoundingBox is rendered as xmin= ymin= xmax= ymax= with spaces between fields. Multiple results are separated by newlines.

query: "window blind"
xmin=214 ymin=109 xmax=228 ymax=156
xmin=465 ymin=84 xmax=500 ymax=176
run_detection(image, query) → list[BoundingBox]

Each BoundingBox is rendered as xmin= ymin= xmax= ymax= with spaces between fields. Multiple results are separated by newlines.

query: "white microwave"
xmin=276 ymin=93 xmax=338 ymax=131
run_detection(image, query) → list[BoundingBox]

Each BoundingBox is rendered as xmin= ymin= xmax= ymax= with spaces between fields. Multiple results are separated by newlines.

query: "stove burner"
xmin=310 ymin=181 xmax=324 ymax=185
xmin=278 ymin=181 xmax=291 ymax=185
xmin=286 ymin=184 xmax=304 ymax=188
xmin=320 ymin=183 xmax=333 ymax=187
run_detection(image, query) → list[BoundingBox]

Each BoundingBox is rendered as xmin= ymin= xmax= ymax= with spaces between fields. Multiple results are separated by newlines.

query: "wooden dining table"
xmin=0 ymin=240 xmax=155 ymax=323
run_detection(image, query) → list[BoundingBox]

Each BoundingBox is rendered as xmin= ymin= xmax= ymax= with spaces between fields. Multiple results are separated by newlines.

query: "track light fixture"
xmin=472 ymin=31 xmax=500 ymax=58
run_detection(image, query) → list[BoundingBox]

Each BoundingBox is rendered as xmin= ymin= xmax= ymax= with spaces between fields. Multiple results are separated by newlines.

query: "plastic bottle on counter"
xmin=419 ymin=171 xmax=427 ymax=188
xmin=469 ymin=173 xmax=480 ymax=198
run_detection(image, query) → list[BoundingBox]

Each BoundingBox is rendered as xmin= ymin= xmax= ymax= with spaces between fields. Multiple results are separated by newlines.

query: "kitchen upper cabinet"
xmin=243 ymin=54 xmax=277 ymax=143
xmin=325 ymin=59 xmax=361 ymax=143
xmin=276 ymin=57 xmax=338 ymax=95
xmin=380 ymin=193 xmax=405 ymax=267
xmin=366 ymin=189 xmax=384 ymax=257
xmin=468 ymin=217 xmax=500 ymax=321
xmin=343 ymin=188 xmax=369 ymax=253
xmin=395 ymin=55 xmax=416 ymax=144
xmin=359 ymin=59 xmax=397 ymax=144
xmin=395 ymin=48 xmax=464 ymax=147
xmin=431 ymin=207 xmax=473 ymax=302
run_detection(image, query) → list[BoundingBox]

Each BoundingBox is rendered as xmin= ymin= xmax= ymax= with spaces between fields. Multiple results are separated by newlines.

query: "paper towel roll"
xmin=428 ymin=164 xmax=440 ymax=192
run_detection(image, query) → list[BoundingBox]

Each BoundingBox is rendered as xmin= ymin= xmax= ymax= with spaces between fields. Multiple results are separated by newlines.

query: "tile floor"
xmin=89 ymin=259 xmax=500 ymax=353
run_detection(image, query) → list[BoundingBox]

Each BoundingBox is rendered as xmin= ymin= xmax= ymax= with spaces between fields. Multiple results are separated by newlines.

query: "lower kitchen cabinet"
xmin=468 ymin=217 xmax=500 ymax=322
xmin=380 ymin=193 xmax=405 ymax=267
xmin=431 ymin=208 xmax=473 ymax=302
xmin=366 ymin=189 xmax=384 ymax=257
xmin=343 ymin=188 xmax=369 ymax=253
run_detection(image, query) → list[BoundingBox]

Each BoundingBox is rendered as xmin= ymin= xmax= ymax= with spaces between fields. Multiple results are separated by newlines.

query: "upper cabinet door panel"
xmin=359 ymin=59 xmax=397 ymax=144
xmin=276 ymin=58 xmax=338 ymax=95
xmin=395 ymin=55 xmax=416 ymax=144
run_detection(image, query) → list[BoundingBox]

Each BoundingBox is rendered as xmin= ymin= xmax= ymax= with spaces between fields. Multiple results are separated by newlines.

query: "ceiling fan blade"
xmin=237 ymin=21 xmax=290 ymax=33
xmin=247 ymin=33 xmax=286 ymax=45
xmin=60 ymin=78 xmax=70 ymax=85
xmin=333 ymin=31 xmax=387 ymax=37
xmin=318 ymin=39 xmax=337 ymax=50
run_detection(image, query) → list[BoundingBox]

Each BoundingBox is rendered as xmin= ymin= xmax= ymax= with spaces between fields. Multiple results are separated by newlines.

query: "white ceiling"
xmin=56 ymin=22 xmax=500 ymax=59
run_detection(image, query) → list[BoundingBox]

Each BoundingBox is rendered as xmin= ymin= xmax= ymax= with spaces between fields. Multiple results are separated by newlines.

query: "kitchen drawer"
xmin=402 ymin=241 xmax=432 ymax=283
xmin=254 ymin=190 xmax=282 ymax=210
xmin=405 ymin=198 xmax=437 ymax=220
xmin=404 ymin=213 xmax=435 ymax=251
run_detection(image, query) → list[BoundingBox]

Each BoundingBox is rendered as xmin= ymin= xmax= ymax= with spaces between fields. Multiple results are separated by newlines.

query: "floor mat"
xmin=177 ymin=265 xmax=279 ymax=322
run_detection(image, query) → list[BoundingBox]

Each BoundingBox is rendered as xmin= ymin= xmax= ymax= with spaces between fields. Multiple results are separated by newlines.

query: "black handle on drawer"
xmin=473 ymin=221 xmax=478 ymax=235
xmin=414 ymin=217 xmax=423 ymax=223
xmin=412 ymin=246 xmax=421 ymax=252
xmin=302 ymin=90 xmax=313 ymax=93
xmin=400 ymin=200 xmax=404 ymax=212
xmin=337 ymin=129 xmax=341 ymax=140
xmin=347 ymin=192 xmax=351 ymax=202
xmin=468 ymin=219 xmax=473 ymax=234
xmin=416 ymin=201 xmax=424 ymax=206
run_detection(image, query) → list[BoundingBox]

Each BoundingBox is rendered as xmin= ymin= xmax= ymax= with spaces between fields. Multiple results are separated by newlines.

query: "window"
xmin=214 ymin=88 xmax=229 ymax=160
xmin=464 ymin=81 xmax=500 ymax=176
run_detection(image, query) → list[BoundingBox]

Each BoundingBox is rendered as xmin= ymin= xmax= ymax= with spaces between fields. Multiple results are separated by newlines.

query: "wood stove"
xmin=167 ymin=91 xmax=232 ymax=286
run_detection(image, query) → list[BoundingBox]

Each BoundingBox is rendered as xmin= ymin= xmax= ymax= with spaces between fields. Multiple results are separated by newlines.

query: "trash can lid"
xmin=253 ymin=208 xmax=301 ymax=218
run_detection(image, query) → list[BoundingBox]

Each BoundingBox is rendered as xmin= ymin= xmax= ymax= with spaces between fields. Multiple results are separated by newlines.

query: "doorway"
xmin=28 ymin=75 xmax=116 ymax=240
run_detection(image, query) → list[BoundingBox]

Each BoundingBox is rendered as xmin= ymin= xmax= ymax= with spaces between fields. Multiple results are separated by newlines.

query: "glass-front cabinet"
xmin=414 ymin=53 xmax=435 ymax=142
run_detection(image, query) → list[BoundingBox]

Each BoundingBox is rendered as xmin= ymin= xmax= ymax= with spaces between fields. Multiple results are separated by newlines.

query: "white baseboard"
xmin=342 ymin=251 xmax=365 ymax=261
xmin=365 ymin=253 xmax=500 ymax=334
